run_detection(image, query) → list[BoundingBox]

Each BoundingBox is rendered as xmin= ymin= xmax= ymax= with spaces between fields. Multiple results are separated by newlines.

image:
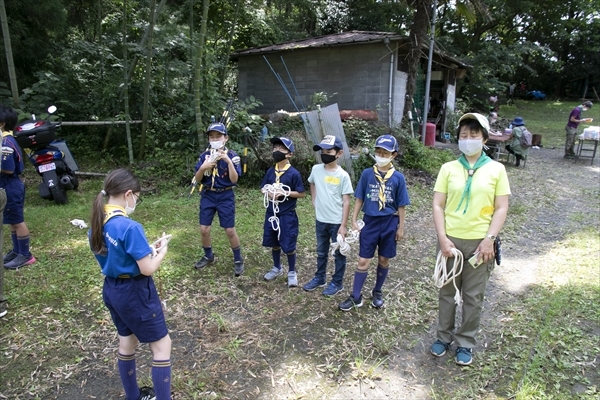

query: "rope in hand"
xmin=330 ymin=220 xmax=365 ymax=256
xmin=203 ymin=149 xmax=220 ymax=176
xmin=432 ymin=248 xmax=464 ymax=306
xmin=262 ymin=183 xmax=291 ymax=240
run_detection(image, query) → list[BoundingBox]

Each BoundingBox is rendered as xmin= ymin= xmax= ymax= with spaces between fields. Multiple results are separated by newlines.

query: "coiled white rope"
xmin=433 ymin=248 xmax=464 ymax=306
xmin=330 ymin=220 xmax=365 ymax=256
xmin=262 ymin=183 xmax=291 ymax=240
xmin=203 ymin=149 xmax=220 ymax=176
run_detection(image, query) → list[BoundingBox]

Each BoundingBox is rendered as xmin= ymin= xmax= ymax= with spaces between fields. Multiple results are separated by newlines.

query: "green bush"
xmin=399 ymin=137 xmax=456 ymax=175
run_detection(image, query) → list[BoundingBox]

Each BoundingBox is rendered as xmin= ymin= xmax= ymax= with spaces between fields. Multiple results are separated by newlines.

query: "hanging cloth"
xmin=455 ymin=154 xmax=491 ymax=214
xmin=373 ymin=165 xmax=395 ymax=210
xmin=274 ymin=163 xmax=291 ymax=184
xmin=103 ymin=204 xmax=128 ymax=224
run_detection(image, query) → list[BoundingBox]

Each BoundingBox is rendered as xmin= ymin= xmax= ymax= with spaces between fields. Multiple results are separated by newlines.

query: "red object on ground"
xmin=339 ymin=110 xmax=378 ymax=121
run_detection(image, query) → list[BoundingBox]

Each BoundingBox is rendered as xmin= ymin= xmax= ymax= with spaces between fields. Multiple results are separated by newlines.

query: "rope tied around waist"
xmin=433 ymin=248 xmax=464 ymax=306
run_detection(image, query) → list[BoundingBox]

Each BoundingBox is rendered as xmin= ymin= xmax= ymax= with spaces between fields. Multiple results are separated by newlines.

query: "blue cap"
xmin=375 ymin=134 xmax=398 ymax=152
xmin=205 ymin=122 xmax=228 ymax=136
xmin=270 ymin=137 xmax=295 ymax=153
xmin=313 ymin=135 xmax=343 ymax=151
xmin=511 ymin=117 xmax=525 ymax=126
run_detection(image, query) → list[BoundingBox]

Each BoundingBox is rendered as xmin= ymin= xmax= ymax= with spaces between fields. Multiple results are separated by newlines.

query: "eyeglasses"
xmin=133 ymin=193 xmax=143 ymax=206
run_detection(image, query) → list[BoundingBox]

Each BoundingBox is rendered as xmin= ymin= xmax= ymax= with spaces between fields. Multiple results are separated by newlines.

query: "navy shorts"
xmin=359 ymin=214 xmax=399 ymax=259
xmin=199 ymin=189 xmax=236 ymax=228
xmin=103 ymin=275 xmax=168 ymax=343
xmin=262 ymin=211 xmax=298 ymax=253
xmin=2 ymin=179 xmax=25 ymax=225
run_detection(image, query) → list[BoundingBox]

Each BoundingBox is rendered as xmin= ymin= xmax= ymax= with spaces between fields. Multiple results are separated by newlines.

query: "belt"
xmin=116 ymin=274 xmax=144 ymax=279
xmin=204 ymin=186 xmax=234 ymax=192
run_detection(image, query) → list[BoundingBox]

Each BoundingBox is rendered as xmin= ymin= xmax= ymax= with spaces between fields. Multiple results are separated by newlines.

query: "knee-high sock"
xmin=286 ymin=251 xmax=296 ymax=272
xmin=272 ymin=247 xmax=281 ymax=269
xmin=152 ymin=359 xmax=172 ymax=400
xmin=10 ymin=231 xmax=17 ymax=253
xmin=17 ymin=235 xmax=31 ymax=257
xmin=117 ymin=353 xmax=139 ymax=400
xmin=232 ymin=246 xmax=242 ymax=262
xmin=373 ymin=264 xmax=389 ymax=292
xmin=352 ymin=270 xmax=368 ymax=300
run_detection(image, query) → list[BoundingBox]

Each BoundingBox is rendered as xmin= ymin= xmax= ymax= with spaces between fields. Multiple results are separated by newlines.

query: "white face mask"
xmin=125 ymin=195 xmax=136 ymax=215
xmin=458 ymin=139 xmax=483 ymax=156
xmin=210 ymin=140 xmax=225 ymax=149
xmin=375 ymin=155 xmax=392 ymax=167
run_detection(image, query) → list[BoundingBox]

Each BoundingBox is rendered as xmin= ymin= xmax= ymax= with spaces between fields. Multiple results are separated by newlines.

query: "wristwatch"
xmin=487 ymin=235 xmax=497 ymax=241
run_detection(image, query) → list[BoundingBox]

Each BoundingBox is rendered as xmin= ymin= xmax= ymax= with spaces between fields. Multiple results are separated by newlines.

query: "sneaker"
xmin=338 ymin=295 xmax=363 ymax=311
xmin=322 ymin=282 xmax=343 ymax=296
xmin=194 ymin=256 xmax=214 ymax=270
xmin=430 ymin=339 xmax=451 ymax=357
xmin=302 ymin=277 xmax=327 ymax=292
xmin=287 ymin=271 xmax=298 ymax=287
xmin=0 ymin=306 xmax=6 ymax=319
xmin=264 ymin=266 xmax=283 ymax=281
xmin=3 ymin=249 xmax=17 ymax=264
xmin=4 ymin=254 xmax=36 ymax=270
xmin=138 ymin=386 xmax=156 ymax=400
xmin=455 ymin=347 xmax=473 ymax=366
xmin=233 ymin=260 xmax=244 ymax=277
xmin=371 ymin=290 xmax=385 ymax=308
xmin=564 ymin=154 xmax=576 ymax=159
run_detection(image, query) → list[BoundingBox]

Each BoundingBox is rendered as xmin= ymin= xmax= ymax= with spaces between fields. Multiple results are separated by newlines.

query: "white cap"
xmin=458 ymin=113 xmax=490 ymax=133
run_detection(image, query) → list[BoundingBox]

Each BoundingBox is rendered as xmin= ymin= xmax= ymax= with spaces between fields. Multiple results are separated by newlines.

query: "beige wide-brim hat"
xmin=458 ymin=113 xmax=491 ymax=133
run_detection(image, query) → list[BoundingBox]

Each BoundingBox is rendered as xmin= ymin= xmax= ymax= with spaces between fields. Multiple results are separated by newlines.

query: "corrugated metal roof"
xmin=232 ymin=30 xmax=468 ymax=67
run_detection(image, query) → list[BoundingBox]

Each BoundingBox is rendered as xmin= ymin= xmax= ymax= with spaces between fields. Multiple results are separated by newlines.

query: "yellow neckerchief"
xmin=1 ymin=130 xmax=13 ymax=137
xmin=373 ymin=164 xmax=395 ymax=210
xmin=274 ymin=162 xmax=291 ymax=183
xmin=103 ymin=204 xmax=128 ymax=224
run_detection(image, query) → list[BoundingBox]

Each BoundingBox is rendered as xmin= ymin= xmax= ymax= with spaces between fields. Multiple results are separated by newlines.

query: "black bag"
xmin=494 ymin=236 xmax=502 ymax=266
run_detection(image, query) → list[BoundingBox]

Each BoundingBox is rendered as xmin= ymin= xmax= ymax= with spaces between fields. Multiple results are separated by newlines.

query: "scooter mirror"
xmin=47 ymin=105 xmax=57 ymax=114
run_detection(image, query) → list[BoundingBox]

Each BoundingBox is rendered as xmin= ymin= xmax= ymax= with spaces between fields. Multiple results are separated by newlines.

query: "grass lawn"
xmin=0 ymin=98 xmax=599 ymax=399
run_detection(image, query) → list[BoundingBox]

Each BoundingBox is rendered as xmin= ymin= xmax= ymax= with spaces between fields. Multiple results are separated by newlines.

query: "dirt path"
xmin=46 ymin=146 xmax=600 ymax=399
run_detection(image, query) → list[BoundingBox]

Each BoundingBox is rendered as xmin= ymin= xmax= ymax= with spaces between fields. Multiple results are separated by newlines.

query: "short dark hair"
xmin=583 ymin=101 xmax=593 ymax=109
xmin=0 ymin=105 xmax=18 ymax=131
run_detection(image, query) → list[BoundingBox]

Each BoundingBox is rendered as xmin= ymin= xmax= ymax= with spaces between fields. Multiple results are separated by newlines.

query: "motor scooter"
xmin=14 ymin=106 xmax=79 ymax=205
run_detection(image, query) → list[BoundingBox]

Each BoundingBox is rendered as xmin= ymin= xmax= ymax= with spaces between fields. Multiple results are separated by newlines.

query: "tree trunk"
xmin=122 ymin=0 xmax=133 ymax=165
xmin=403 ymin=0 xmax=431 ymax=120
xmin=194 ymin=0 xmax=210 ymax=141
xmin=218 ymin=0 xmax=241 ymax=95
xmin=138 ymin=0 xmax=157 ymax=160
xmin=0 ymin=0 xmax=18 ymax=107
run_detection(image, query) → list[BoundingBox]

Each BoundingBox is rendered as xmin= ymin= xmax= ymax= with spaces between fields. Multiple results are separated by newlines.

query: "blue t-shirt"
xmin=90 ymin=215 xmax=153 ymax=278
xmin=194 ymin=148 xmax=241 ymax=189
xmin=0 ymin=134 xmax=24 ymax=186
xmin=260 ymin=165 xmax=305 ymax=215
xmin=355 ymin=167 xmax=410 ymax=217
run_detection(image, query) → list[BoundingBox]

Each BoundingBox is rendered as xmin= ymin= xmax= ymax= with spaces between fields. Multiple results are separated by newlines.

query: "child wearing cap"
xmin=505 ymin=117 xmax=529 ymax=167
xmin=261 ymin=137 xmax=306 ymax=286
xmin=303 ymin=135 xmax=354 ymax=296
xmin=338 ymin=134 xmax=410 ymax=311
xmin=193 ymin=122 xmax=245 ymax=277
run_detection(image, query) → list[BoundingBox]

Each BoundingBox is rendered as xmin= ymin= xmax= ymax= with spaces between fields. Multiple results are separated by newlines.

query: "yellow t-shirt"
xmin=434 ymin=159 xmax=511 ymax=239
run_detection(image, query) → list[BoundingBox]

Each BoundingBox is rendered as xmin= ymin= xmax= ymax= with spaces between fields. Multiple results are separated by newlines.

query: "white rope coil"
xmin=330 ymin=220 xmax=364 ymax=256
xmin=262 ymin=183 xmax=291 ymax=240
xmin=433 ymin=248 xmax=464 ymax=306
xmin=204 ymin=149 xmax=220 ymax=176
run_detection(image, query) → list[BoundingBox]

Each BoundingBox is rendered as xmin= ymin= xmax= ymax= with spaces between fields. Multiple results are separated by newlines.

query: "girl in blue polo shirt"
xmin=338 ymin=134 xmax=410 ymax=311
xmin=89 ymin=169 xmax=171 ymax=400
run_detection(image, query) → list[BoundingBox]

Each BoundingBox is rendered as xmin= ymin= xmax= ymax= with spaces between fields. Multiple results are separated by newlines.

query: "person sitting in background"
xmin=505 ymin=117 xmax=529 ymax=167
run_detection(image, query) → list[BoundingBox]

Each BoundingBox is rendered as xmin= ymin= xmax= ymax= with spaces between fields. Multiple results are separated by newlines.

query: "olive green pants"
xmin=435 ymin=236 xmax=494 ymax=349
